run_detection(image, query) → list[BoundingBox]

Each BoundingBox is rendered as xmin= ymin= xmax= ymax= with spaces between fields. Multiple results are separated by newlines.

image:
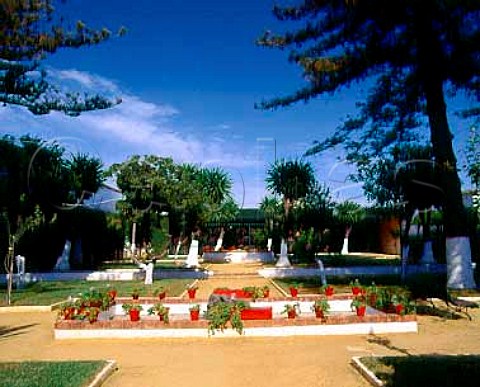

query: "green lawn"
xmin=0 ymin=361 xmax=107 ymax=387
xmin=360 ymin=355 xmax=480 ymax=387
xmin=264 ymin=254 xmax=400 ymax=268
xmin=317 ymin=254 xmax=400 ymax=267
xmin=0 ymin=279 xmax=193 ymax=306
xmin=97 ymin=260 xmax=188 ymax=270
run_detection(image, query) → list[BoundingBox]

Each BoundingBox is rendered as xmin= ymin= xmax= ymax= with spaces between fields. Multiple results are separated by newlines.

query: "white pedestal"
xmin=185 ymin=240 xmax=199 ymax=268
xmin=446 ymin=237 xmax=476 ymax=289
xmin=276 ymin=239 xmax=291 ymax=267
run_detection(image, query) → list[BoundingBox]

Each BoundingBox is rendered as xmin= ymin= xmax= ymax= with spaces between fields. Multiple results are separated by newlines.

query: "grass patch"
xmin=359 ymin=355 xmax=480 ymax=387
xmin=318 ymin=254 xmax=400 ymax=267
xmin=264 ymin=254 xmax=400 ymax=268
xmin=0 ymin=279 xmax=192 ymax=306
xmin=0 ymin=360 xmax=107 ymax=387
xmin=97 ymin=260 xmax=185 ymax=270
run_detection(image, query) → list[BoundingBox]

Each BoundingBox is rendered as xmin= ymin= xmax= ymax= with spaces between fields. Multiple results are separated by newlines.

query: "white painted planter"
xmin=446 ymin=237 xmax=476 ymax=289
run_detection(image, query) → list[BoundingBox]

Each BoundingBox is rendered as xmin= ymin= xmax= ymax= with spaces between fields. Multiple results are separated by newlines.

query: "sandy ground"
xmin=1 ymin=263 xmax=480 ymax=386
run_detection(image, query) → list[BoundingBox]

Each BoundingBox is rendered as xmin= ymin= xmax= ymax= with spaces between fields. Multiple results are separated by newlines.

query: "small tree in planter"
xmin=205 ymin=301 xmax=244 ymax=335
xmin=351 ymin=296 xmax=367 ymax=317
xmin=321 ymin=284 xmax=335 ymax=297
xmin=106 ymin=285 xmax=117 ymax=301
xmin=189 ymin=304 xmax=201 ymax=321
xmin=289 ymin=284 xmax=299 ymax=297
xmin=122 ymin=303 xmax=143 ymax=321
xmin=391 ymin=294 xmax=416 ymax=315
xmin=262 ymin=285 xmax=270 ymax=298
xmin=282 ymin=303 xmax=301 ymax=319
xmin=350 ymin=279 xmax=363 ymax=296
xmin=131 ymin=288 xmax=140 ymax=300
xmin=367 ymin=282 xmax=378 ymax=307
xmin=311 ymin=298 xmax=330 ymax=319
xmin=148 ymin=303 xmax=170 ymax=323
xmin=154 ymin=286 xmax=166 ymax=300
xmin=187 ymin=284 xmax=198 ymax=299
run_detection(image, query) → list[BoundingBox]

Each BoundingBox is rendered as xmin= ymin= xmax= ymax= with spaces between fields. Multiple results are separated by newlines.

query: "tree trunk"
xmin=417 ymin=7 xmax=476 ymax=288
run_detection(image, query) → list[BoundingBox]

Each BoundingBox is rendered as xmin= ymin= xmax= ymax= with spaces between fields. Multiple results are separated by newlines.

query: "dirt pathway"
xmin=2 ymin=263 xmax=480 ymax=386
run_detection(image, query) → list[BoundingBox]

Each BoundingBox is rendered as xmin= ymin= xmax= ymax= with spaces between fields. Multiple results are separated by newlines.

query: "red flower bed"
xmin=240 ymin=307 xmax=273 ymax=320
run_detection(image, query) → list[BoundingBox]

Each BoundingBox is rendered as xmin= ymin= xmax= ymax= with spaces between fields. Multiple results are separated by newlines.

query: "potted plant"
xmin=391 ymin=294 xmax=415 ymax=315
xmin=85 ymin=306 xmax=100 ymax=323
xmin=350 ymin=279 xmax=362 ymax=296
xmin=311 ymin=298 xmax=330 ymax=319
xmin=187 ymin=284 xmax=198 ymax=299
xmin=205 ymin=301 xmax=244 ymax=336
xmin=122 ymin=303 xmax=143 ymax=321
xmin=282 ymin=303 xmax=300 ymax=319
xmin=321 ymin=284 xmax=335 ymax=297
xmin=351 ymin=296 xmax=367 ymax=317
xmin=106 ymin=285 xmax=117 ymax=301
xmin=132 ymin=288 xmax=140 ymax=300
xmin=59 ymin=301 xmax=77 ymax=320
xmin=154 ymin=286 xmax=166 ymax=300
xmin=148 ymin=303 xmax=170 ymax=324
xmin=81 ymin=288 xmax=108 ymax=309
xmin=367 ymin=282 xmax=378 ymax=307
xmin=289 ymin=284 xmax=299 ymax=297
xmin=262 ymin=285 xmax=270 ymax=298
xmin=189 ymin=304 xmax=201 ymax=321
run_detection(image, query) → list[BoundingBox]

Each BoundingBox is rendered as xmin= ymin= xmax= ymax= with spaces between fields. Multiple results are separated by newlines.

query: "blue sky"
xmin=1 ymin=0 xmax=476 ymax=208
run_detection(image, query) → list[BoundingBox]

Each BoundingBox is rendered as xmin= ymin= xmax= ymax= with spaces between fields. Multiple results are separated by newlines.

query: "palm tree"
xmin=198 ymin=167 xmax=232 ymax=205
xmin=260 ymin=196 xmax=283 ymax=234
xmin=265 ymin=158 xmax=315 ymax=234
xmin=334 ymin=201 xmax=364 ymax=255
xmin=67 ymin=153 xmax=104 ymax=204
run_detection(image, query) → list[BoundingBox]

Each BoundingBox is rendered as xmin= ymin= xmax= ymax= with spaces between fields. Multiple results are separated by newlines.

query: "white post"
xmin=446 ymin=237 xmax=476 ymax=289
xmin=185 ymin=240 xmax=199 ymax=268
xmin=131 ymin=222 xmax=137 ymax=256
xmin=276 ymin=238 xmax=291 ymax=267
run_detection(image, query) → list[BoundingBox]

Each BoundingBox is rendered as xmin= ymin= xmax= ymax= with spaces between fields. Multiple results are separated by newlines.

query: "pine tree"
xmin=258 ymin=0 xmax=480 ymax=288
xmin=0 ymin=0 xmax=125 ymax=115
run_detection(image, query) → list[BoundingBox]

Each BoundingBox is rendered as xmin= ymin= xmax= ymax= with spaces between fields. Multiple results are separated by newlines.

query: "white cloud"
xmin=1 ymin=68 xmax=264 ymax=207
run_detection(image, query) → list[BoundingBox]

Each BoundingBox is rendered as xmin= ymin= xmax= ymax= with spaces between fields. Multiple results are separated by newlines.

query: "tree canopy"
xmin=258 ymin=0 xmax=479 ymax=287
xmin=106 ymin=155 xmax=238 ymax=242
xmin=0 ymin=0 xmax=124 ymax=115
xmin=258 ymin=1 xmax=477 ymax=231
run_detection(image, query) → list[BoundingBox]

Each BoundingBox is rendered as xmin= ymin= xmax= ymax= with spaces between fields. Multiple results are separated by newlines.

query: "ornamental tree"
xmin=258 ymin=0 xmax=479 ymax=288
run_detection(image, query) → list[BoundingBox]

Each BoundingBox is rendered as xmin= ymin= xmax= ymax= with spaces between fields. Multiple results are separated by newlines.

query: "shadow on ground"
xmin=0 ymin=324 xmax=37 ymax=340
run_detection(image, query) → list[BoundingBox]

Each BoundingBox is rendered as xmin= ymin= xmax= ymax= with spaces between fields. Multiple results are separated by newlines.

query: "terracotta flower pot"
xmin=190 ymin=310 xmax=200 ymax=321
xmin=157 ymin=291 xmax=166 ymax=300
xmin=188 ymin=289 xmax=197 ymax=299
xmin=356 ymin=306 xmax=366 ymax=317
xmin=287 ymin=309 xmax=296 ymax=319
xmin=325 ymin=286 xmax=334 ymax=297
xmin=352 ymin=287 xmax=361 ymax=296
xmin=129 ymin=309 xmax=140 ymax=322
xmin=314 ymin=308 xmax=325 ymax=319
xmin=290 ymin=288 xmax=298 ymax=297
